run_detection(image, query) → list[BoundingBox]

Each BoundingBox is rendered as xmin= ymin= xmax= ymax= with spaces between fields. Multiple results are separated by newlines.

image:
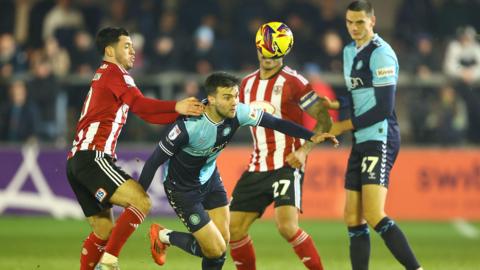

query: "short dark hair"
xmin=347 ymin=1 xmax=374 ymax=16
xmin=95 ymin=27 xmax=130 ymax=55
xmin=204 ymin=72 xmax=240 ymax=96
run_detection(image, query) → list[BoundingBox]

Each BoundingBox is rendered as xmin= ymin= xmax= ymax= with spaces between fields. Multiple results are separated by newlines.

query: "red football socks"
xmin=104 ymin=206 xmax=145 ymax=257
xmin=230 ymin=235 xmax=256 ymax=270
xmin=80 ymin=232 xmax=108 ymax=270
xmin=289 ymin=229 xmax=324 ymax=270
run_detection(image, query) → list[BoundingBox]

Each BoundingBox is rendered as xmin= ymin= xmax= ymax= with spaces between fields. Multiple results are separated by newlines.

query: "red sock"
xmin=104 ymin=206 xmax=145 ymax=257
xmin=80 ymin=232 xmax=108 ymax=270
xmin=289 ymin=229 xmax=324 ymax=270
xmin=230 ymin=235 xmax=256 ymax=270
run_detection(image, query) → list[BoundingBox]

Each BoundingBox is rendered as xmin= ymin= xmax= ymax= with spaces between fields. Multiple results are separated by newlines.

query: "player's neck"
xmin=259 ymin=66 xmax=283 ymax=80
xmin=103 ymin=57 xmax=125 ymax=69
xmin=205 ymin=106 xmax=224 ymax=123
xmin=355 ymin=32 xmax=375 ymax=48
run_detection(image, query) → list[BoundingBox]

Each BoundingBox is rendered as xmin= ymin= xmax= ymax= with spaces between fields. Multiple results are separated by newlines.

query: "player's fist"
xmin=175 ymin=97 xmax=205 ymax=116
xmin=321 ymin=96 xmax=340 ymax=110
xmin=310 ymin=132 xmax=339 ymax=147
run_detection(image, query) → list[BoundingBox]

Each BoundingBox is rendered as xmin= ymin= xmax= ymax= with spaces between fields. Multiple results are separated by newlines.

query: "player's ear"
xmin=207 ymin=95 xmax=215 ymax=105
xmin=371 ymin=15 xmax=376 ymax=28
xmin=105 ymin=45 xmax=115 ymax=58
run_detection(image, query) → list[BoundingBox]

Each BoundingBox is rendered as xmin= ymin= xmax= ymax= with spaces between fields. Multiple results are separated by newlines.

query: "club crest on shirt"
xmin=273 ymin=85 xmax=282 ymax=95
xmin=222 ymin=126 xmax=231 ymax=136
xmin=168 ymin=125 xmax=181 ymax=140
xmin=355 ymin=60 xmax=363 ymax=70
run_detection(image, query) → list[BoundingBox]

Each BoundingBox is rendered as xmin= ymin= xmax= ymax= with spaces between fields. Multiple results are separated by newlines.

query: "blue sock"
xmin=202 ymin=253 xmax=226 ymax=270
xmin=374 ymin=217 xmax=421 ymax=270
xmin=348 ymin=223 xmax=370 ymax=270
xmin=169 ymin=231 xmax=204 ymax=257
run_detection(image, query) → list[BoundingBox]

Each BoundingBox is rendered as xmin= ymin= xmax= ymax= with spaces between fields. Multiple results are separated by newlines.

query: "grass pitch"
xmin=0 ymin=217 xmax=478 ymax=270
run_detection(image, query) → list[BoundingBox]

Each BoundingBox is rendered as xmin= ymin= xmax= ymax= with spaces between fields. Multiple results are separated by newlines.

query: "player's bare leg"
xmin=97 ymin=180 xmax=151 ymax=268
xmin=345 ymin=189 xmax=370 ymax=270
xmin=362 ymin=184 xmax=422 ymax=270
xmin=229 ymin=211 xmax=258 ymax=270
xmin=275 ymin=206 xmax=323 ymax=270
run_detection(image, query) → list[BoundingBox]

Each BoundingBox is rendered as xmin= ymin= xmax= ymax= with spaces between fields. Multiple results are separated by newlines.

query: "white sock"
xmin=159 ymin=229 xmax=173 ymax=244
xmin=100 ymin=252 xmax=118 ymax=264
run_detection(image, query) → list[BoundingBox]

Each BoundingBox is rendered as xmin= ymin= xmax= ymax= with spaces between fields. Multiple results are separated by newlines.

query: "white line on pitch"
xmin=452 ymin=219 xmax=479 ymax=239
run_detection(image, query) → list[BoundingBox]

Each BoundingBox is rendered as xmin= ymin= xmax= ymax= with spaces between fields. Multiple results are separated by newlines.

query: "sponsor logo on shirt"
xmin=123 ymin=75 xmax=136 ymax=87
xmin=95 ymin=188 xmax=107 ymax=202
xmin=100 ymin=64 xmax=108 ymax=69
xmin=376 ymin=66 xmax=395 ymax=78
xmin=168 ymin=125 xmax=181 ymax=140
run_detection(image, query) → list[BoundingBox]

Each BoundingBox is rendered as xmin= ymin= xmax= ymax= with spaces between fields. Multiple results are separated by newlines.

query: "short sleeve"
xmin=370 ymin=47 xmax=398 ymax=87
xmin=236 ymin=102 xmax=264 ymax=127
xmin=158 ymin=120 xmax=189 ymax=157
xmin=290 ymin=73 xmax=312 ymax=101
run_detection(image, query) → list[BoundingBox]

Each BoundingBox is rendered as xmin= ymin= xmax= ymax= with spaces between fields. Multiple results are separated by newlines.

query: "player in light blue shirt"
xmin=140 ymin=72 xmax=338 ymax=270
xmin=323 ymin=1 xmax=422 ymax=270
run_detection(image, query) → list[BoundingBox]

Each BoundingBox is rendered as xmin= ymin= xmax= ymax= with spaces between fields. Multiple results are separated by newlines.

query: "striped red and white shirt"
xmin=240 ymin=66 xmax=319 ymax=172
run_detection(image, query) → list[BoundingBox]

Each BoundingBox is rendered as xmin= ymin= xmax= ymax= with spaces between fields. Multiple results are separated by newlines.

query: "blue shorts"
xmin=163 ymin=170 xmax=228 ymax=232
xmin=345 ymin=140 xmax=399 ymax=191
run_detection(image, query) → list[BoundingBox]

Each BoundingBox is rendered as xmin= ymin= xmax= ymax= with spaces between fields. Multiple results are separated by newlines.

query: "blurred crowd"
xmin=0 ymin=0 xmax=480 ymax=146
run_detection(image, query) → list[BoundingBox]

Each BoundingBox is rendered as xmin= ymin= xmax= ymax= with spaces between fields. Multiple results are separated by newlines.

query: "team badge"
xmin=355 ymin=60 xmax=363 ymax=70
xmin=168 ymin=125 xmax=181 ymax=140
xmin=95 ymin=188 xmax=107 ymax=202
xmin=273 ymin=85 xmax=282 ymax=95
xmin=189 ymin=214 xmax=201 ymax=225
xmin=222 ymin=126 xmax=231 ymax=136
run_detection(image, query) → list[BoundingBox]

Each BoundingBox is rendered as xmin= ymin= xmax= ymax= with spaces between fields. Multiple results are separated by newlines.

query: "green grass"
xmin=0 ymin=217 xmax=478 ymax=270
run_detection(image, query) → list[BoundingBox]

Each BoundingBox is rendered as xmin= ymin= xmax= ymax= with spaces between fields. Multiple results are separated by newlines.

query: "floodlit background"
xmin=0 ymin=0 xmax=479 ymax=269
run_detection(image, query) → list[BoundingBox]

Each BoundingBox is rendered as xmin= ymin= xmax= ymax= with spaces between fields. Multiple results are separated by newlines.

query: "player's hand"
xmin=310 ymin=132 xmax=339 ymax=147
xmin=175 ymin=97 xmax=205 ymax=116
xmin=321 ymin=96 xmax=340 ymax=110
xmin=286 ymin=148 xmax=307 ymax=169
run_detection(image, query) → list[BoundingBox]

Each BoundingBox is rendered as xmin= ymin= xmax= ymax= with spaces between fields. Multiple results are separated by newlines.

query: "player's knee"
xmin=344 ymin=212 xmax=363 ymax=226
xmin=92 ymin=222 xmax=113 ymax=240
xmin=229 ymin=222 xmax=247 ymax=241
xmin=362 ymin=209 xmax=385 ymax=227
xmin=202 ymin=241 xmax=227 ymax=258
xmin=276 ymin=222 xmax=298 ymax=240
xmin=131 ymin=194 xmax=152 ymax=215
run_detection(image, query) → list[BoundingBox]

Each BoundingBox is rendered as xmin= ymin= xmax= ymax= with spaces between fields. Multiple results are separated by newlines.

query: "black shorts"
xmin=345 ymin=140 xmax=400 ymax=191
xmin=66 ymin=150 xmax=131 ymax=217
xmin=164 ymin=170 xmax=228 ymax=233
xmin=229 ymin=167 xmax=304 ymax=217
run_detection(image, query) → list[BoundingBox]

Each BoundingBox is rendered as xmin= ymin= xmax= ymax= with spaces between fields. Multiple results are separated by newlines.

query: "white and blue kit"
xmin=139 ymin=102 xmax=315 ymax=232
xmin=341 ymin=34 xmax=400 ymax=191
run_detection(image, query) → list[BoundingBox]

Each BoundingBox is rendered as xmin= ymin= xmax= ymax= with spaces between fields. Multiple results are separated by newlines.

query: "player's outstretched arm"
xmin=258 ymin=112 xmax=338 ymax=145
xmin=175 ymin=97 xmax=205 ymax=116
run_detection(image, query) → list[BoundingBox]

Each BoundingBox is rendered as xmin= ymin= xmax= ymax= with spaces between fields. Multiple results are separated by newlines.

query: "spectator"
xmin=0 ymin=33 xmax=28 ymax=78
xmin=444 ymin=25 xmax=480 ymax=143
xmin=318 ymin=30 xmax=343 ymax=73
xmin=43 ymin=0 xmax=85 ymax=43
xmin=43 ymin=36 xmax=71 ymax=78
xmin=148 ymin=11 xmax=185 ymax=73
xmin=428 ymin=85 xmax=467 ymax=145
xmin=28 ymin=56 xmax=63 ymax=141
xmin=0 ymin=80 xmax=39 ymax=142
xmin=70 ymin=30 xmax=98 ymax=75
xmin=100 ymin=0 xmax=136 ymax=33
